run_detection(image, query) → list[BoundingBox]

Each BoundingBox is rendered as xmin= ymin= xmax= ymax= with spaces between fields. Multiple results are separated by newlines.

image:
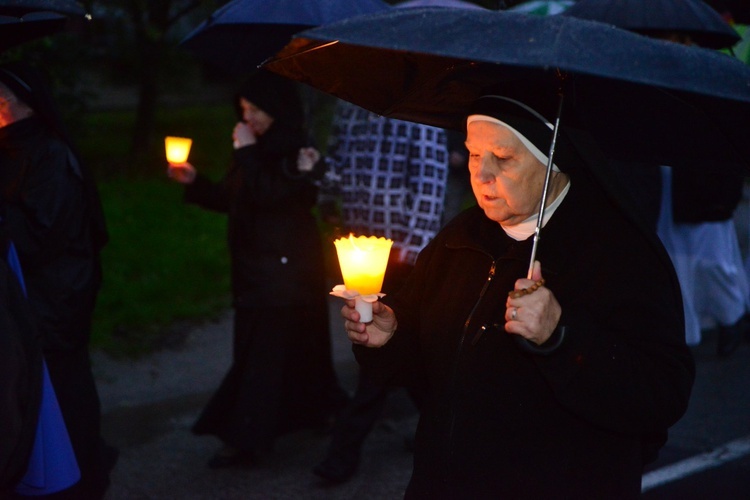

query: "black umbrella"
xmin=0 ymin=0 xmax=87 ymax=17
xmin=562 ymin=0 xmax=740 ymax=50
xmin=0 ymin=11 xmax=67 ymax=52
xmin=395 ymin=0 xmax=487 ymax=8
xmin=264 ymin=7 xmax=750 ymax=173
xmin=180 ymin=0 xmax=390 ymax=76
xmin=263 ymin=7 xmax=750 ymax=274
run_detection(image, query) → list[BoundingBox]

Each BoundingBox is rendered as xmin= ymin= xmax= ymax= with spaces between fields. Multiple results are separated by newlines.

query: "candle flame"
xmin=334 ymin=234 xmax=393 ymax=295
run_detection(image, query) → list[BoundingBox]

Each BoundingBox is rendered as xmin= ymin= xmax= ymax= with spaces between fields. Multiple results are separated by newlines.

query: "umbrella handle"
xmin=527 ymin=91 xmax=565 ymax=279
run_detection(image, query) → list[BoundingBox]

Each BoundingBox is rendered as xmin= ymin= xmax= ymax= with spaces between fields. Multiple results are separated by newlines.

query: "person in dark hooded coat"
xmin=0 ymin=61 xmax=115 ymax=499
xmin=340 ymin=95 xmax=695 ymax=499
xmin=167 ymin=69 xmax=347 ymax=468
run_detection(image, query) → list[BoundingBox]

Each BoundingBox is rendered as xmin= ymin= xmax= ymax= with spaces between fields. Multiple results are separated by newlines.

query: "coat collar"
xmin=441 ymin=177 xmax=588 ymax=277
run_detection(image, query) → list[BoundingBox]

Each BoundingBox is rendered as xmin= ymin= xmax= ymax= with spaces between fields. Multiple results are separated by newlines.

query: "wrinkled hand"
xmin=342 ymin=300 xmax=397 ymax=348
xmin=505 ymin=261 xmax=561 ymax=345
xmin=297 ymin=147 xmax=320 ymax=172
xmin=233 ymin=122 xmax=256 ymax=149
xmin=167 ymin=162 xmax=197 ymax=184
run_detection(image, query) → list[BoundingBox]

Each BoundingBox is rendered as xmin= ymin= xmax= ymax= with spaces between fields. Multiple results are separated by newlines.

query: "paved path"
xmin=92 ymin=297 xmax=750 ymax=499
xmin=93 ymin=298 xmax=419 ymax=499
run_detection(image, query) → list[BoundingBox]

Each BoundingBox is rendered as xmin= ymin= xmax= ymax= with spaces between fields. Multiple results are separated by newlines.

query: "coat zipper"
xmin=446 ymin=259 xmax=496 ymax=456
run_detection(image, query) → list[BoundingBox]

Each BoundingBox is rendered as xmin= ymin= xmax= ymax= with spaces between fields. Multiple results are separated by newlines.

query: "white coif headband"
xmin=467 ymin=114 xmax=560 ymax=173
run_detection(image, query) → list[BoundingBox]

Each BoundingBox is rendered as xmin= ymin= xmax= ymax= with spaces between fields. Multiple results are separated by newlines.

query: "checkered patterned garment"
xmin=324 ymin=102 xmax=449 ymax=266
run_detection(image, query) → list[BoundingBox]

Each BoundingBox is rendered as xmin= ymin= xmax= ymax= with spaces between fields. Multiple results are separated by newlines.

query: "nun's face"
xmin=465 ymin=120 xmax=547 ymax=227
xmin=239 ymin=97 xmax=274 ymax=136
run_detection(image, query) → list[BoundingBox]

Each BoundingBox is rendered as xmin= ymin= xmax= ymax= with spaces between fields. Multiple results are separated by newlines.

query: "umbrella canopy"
xmin=395 ymin=0 xmax=487 ymax=8
xmin=562 ymin=0 xmax=740 ymax=50
xmin=180 ymin=0 xmax=390 ymax=76
xmin=507 ymin=0 xmax=574 ymax=16
xmin=0 ymin=0 xmax=87 ymax=17
xmin=0 ymin=11 xmax=67 ymax=52
xmin=264 ymin=7 xmax=750 ymax=175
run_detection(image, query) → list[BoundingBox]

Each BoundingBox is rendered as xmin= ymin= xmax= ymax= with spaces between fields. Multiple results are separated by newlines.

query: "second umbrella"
xmin=562 ymin=0 xmax=740 ymax=49
xmin=180 ymin=0 xmax=390 ymax=76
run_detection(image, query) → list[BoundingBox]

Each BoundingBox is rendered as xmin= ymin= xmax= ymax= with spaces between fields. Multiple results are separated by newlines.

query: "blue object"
xmin=180 ymin=0 xmax=391 ymax=75
xmin=562 ymin=0 xmax=741 ymax=50
xmin=6 ymin=241 xmax=26 ymax=297
xmin=5 ymin=241 xmax=81 ymax=495
xmin=0 ymin=0 xmax=88 ymax=17
xmin=14 ymin=363 xmax=81 ymax=496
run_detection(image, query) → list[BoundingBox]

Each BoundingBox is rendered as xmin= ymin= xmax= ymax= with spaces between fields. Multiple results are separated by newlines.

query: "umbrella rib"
xmin=528 ymin=90 xmax=564 ymax=279
xmin=268 ymin=39 xmax=339 ymax=65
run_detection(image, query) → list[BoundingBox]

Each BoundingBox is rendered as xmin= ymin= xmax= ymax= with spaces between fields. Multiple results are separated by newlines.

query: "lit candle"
xmin=165 ymin=136 xmax=193 ymax=164
xmin=333 ymin=234 xmax=393 ymax=322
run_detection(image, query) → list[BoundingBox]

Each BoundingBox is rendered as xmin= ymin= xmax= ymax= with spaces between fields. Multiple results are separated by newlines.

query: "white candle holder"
xmin=329 ymin=284 xmax=385 ymax=323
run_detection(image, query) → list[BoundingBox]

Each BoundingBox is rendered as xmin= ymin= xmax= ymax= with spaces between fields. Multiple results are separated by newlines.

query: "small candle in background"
xmin=165 ymin=136 xmax=193 ymax=164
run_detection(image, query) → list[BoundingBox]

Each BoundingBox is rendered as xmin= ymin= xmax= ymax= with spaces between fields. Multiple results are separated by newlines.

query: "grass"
xmin=81 ymin=103 xmax=235 ymax=357
xmin=92 ymin=179 xmax=231 ymax=356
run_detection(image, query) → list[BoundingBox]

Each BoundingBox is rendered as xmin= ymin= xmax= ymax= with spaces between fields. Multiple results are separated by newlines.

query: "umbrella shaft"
xmin=528 ymin=92 xmax=564 ymax=279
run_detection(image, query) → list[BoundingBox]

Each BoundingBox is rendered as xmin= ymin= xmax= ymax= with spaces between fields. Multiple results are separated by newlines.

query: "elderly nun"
xmin=339 ymin=95 xmax=695 ymax=499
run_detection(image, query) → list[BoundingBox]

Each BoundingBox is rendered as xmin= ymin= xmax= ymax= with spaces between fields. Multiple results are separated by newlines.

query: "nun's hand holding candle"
xmin=167 ymin=162 xmax=197 ymax=184
xmin=343 ymin=298 xmax=399 ymax=348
